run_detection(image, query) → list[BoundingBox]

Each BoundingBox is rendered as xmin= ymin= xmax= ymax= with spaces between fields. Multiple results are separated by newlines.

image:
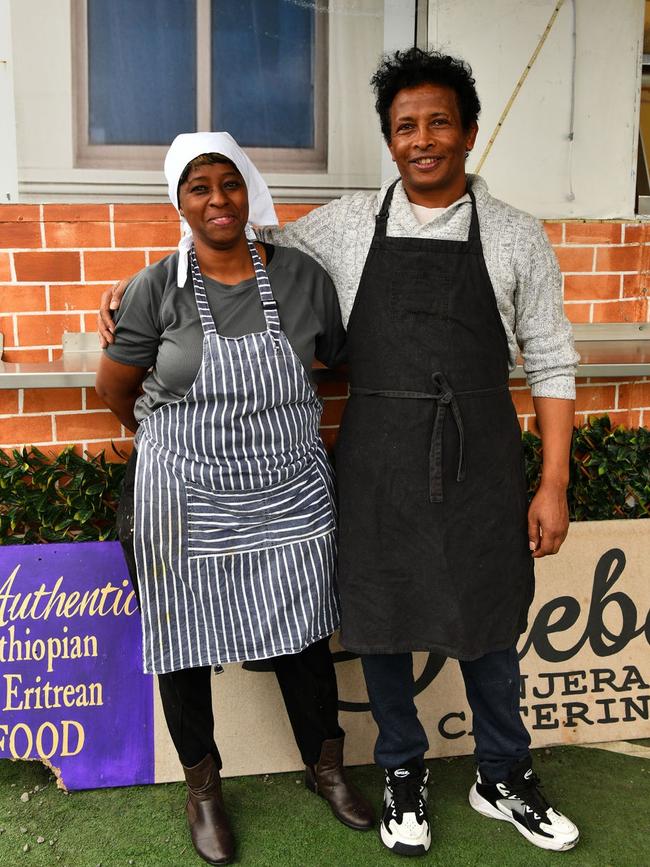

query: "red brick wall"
xmin=0 ymin=204 xmax=648 ymax=458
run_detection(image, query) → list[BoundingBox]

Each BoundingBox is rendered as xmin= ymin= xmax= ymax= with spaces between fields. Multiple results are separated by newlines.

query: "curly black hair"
xmin=371 ymin=48 xmax=481 ymax=142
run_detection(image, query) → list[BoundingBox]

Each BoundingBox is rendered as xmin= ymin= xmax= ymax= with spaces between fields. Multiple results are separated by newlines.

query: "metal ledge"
xmin=0 ymin=333 xmax=101 ymax=389
xmin=511 ymin=323 xmax=650 ymax=380
xmin=0 ymin=326 xmax=649 ymax=389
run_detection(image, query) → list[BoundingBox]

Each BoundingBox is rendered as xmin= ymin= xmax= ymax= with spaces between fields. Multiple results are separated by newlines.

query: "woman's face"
xmin=178 ymin=160 xmax=249 ymax=250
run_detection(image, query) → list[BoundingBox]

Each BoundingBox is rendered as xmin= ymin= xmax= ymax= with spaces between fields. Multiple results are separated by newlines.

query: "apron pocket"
xmin=390 ymin=270 xmax=449 ymax=318
xmin=184 ymin=461 xmax=336 ymax=558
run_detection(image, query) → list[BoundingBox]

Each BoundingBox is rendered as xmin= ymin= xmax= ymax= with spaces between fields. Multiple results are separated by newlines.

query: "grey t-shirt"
xmin=105 ymin=245 xmax=346 ymax=422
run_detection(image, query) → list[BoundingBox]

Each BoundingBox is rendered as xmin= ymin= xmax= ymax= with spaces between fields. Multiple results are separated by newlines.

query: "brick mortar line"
xmin=5 ymin=309 xmax=115 ymax=316
xmin=576 ymin=380 xmax=648 ymax=386
xmin=0 ymin=409 xmax=114 ymax=419
xmin=3 ymin=246 xmax=176 ymax=253
xmin=3 ymin=280 xmax=163 ymax=286
xmin=38 ymin=205 xmax=45 ymax=248
xmin=559 ymin=219 xmax=647 ymax=225
xmin=517 ymin=409 xmax=649 ymax=417
xmin=0 ymin=218 xmax=181 ymax=227
xmin=0 ymin=439 xmax=133 ymax=449
xmin=2 ymin=344 xmax=64 ymax=350
xmin=4 ymin=277 xmax=645 ymax=292
xmin=3 ymin=241 xmax=643 ymax=253
xmin=554 ymin=242 xmax=649 ymax=249
xmin=565 ymin=297 xmax=647 ymax=303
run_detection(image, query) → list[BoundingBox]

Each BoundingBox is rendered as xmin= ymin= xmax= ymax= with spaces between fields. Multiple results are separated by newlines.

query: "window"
xmin=74 ymin=0 xmax=327 ymax=172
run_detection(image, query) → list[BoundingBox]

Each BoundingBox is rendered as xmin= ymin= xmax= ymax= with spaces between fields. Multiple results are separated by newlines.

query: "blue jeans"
xmin=361 ymin=645 xmax=530 ymax=782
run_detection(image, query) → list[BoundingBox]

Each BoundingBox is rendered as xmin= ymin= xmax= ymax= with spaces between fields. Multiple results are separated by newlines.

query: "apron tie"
xmin=428 ymin=372 xmax=465 ymax=504
xmin=350 ymin=371 xmax=469 ymax=503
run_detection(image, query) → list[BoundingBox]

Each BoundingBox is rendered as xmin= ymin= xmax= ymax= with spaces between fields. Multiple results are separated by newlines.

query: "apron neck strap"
xmin=189 ymin=245 xmax=218 ymax=336
xmin=374 ymin=180 xmax=400 ymax=238
xmin=247 ymin=239 xmax=281 ymax=338
xmin=467 ymin=188 xmax=481 ymax=244
xmin=188 ymin=242 xmax=281 ymax=339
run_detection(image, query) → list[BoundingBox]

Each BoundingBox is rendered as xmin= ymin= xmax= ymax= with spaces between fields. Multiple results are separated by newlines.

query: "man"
xmin=100 ymin=48 xmax=579 ymax=857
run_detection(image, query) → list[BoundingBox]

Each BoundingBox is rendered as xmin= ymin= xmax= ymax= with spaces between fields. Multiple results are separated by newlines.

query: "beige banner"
xmin=154 ymin=519 xmax=650 ymax=782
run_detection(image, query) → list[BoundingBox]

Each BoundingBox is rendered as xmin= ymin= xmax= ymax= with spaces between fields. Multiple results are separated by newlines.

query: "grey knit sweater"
xmin=261 ymin=174 xmax=578 ymax=399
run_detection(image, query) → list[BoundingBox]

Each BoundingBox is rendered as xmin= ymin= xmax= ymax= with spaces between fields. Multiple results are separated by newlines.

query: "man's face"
xmin=388 ymin=83 xmax=478 ymax=208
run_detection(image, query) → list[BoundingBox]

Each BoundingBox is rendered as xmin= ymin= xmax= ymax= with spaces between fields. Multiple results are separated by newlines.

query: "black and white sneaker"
xmin=469 ymin=759 xmax=579 ymax=851
xmin=380 ymin=763 xmax=431 ymax=857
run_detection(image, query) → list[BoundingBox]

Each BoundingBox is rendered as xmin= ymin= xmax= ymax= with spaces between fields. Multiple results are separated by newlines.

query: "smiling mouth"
xmin=411 ymin=156 xmax=443 ymax=168
xmin=208 ymin=215 xmax=236 ymax=226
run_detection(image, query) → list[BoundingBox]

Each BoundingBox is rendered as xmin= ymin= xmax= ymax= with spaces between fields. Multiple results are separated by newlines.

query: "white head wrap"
xmin=164 ymin=131 xmax=278 ymax=286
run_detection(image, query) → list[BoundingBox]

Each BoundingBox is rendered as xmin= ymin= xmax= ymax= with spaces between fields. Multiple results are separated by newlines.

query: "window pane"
xmin=211 ymin=0 xmax=315 ymax=149
xmin=87 ymin=0 xmax=196 ymax=145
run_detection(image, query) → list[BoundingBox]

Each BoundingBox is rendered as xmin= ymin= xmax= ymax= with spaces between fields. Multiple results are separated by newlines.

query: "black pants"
xmin=361 ymin=648 xmax=531 ymax=782
xmin=117 ymin=451 xmax=341 ymax=769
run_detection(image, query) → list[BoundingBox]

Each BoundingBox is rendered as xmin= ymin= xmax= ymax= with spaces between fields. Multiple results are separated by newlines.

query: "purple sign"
xmin=0 ymin=542 xmax=154 ymax=790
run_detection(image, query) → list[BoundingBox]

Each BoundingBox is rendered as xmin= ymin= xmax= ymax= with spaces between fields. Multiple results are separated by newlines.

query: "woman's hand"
xmin=97 ymin=279 xmax=130 ymax=348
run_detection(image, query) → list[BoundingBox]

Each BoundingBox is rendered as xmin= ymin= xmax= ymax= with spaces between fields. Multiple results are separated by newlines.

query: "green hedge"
xmin=0 ymin=445 xmax=127 ymax=544
xmin=523 ymin=415 xmax=649 ymax=521
xmin=0 ymin=415 xmax=648 ymax=545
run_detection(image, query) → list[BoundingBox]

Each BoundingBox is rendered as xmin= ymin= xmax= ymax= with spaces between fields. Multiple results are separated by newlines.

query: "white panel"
xmin=381 ymin=0 xmax=416 ymax=181
xmin=11 ymin=0 xmax=73 ymax=170
xmin=428 ymin=0 xmax=644 ymax=218
xmin=0 ymin=0 xmax=18 ymax=201
xmin=327 ymin=0 xmax=384 ymax=185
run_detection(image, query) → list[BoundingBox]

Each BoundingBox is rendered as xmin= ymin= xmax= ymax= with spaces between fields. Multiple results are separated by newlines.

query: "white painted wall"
xmin=0 ymin=0 xmax=18 ymax=202
xmin=381 ymin=0 xmax=416 ymax=180
xmin=428 ymin=0 xmax=644 ymax=218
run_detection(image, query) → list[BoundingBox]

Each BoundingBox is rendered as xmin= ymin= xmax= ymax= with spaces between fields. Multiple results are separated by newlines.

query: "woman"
xmin=96 ymin=132 xmax=372 ymax=866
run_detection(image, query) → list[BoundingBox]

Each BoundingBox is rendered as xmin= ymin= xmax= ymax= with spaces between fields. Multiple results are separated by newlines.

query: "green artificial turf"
xmin=0 ymin=745 xmax=648 ymax=867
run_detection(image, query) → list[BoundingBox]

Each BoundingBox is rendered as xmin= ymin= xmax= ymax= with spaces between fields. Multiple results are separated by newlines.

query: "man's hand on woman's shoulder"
xmin=98 ymin=279 xmax=130 ymax=347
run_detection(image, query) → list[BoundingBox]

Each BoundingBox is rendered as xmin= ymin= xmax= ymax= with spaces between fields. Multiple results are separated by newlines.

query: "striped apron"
xmin=133 ymin=242 xmax=339 ymax=674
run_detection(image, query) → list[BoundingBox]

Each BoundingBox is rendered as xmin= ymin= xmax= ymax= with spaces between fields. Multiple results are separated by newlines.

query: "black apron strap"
xmin=467 ymin=189 xmax=481 ymax=246
xmin=374 ymin=180 xmax=400 ymax=238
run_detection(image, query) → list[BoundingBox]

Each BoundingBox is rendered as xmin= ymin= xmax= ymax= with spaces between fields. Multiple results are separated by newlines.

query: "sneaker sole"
xmin=468 ymin=784 xmax=579 ymax=852
xmin=380 ymin=823 xmax=431 ymax=857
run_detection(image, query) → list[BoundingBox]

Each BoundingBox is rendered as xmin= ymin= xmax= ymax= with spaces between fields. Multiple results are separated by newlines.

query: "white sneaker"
xmin=469 ymin=759 xmax=579 ymax=852
xmin=380 ymin=764 xmax=431 ymax=857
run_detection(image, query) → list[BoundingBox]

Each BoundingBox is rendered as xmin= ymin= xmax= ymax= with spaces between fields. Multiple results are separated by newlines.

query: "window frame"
xmin=72 ymin=0 xmax=328 ymax=173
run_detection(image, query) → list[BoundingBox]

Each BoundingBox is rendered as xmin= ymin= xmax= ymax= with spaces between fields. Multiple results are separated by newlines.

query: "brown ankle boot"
xmin=305 ymin=736 xmax=375 ymax=831
xmin=183 ymin=754 xmax=234 ymax=865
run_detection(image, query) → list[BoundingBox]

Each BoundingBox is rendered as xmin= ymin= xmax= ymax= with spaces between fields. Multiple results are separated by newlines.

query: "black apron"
xmin=336 ymin=181 xmax=534 ymax=661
